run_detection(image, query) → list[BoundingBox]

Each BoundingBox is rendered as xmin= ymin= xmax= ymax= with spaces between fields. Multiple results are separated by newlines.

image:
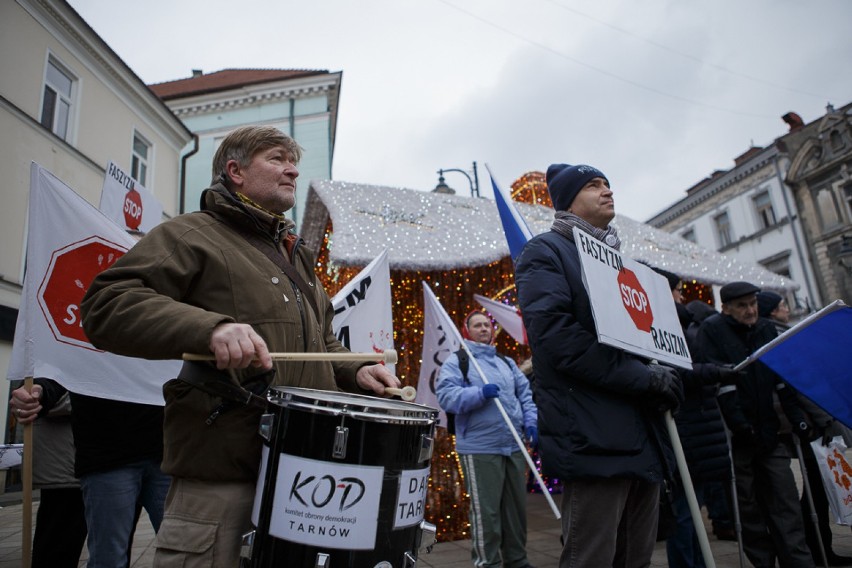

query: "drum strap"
xmin=202 ymin=210 xmax=322 ymax=319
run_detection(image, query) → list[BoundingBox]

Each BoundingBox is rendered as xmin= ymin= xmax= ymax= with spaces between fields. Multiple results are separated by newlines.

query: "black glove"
xmin=647 ymin=364 xmax=684 ymax=413
xmin=712 ymin=364 xmax=745 ymax=386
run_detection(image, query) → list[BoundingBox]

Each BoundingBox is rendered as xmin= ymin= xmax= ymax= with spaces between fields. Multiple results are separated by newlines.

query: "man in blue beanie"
xmin=515 ymin=163 xmax=682 ymax=567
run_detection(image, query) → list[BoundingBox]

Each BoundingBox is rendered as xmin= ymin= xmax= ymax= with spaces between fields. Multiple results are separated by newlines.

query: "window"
xmin=40 ymin=57 xmax=76 ymax=140
xmin=752 ymin=191 xmax=777 ymax=229
xmin=844 ymin=183 xmax=852 ymax=219
xmin=714 ymin=212 xmax=733 ymax=248
xmin=681 ymin=228 xmax=696 ymax=243
xmin=815 ymin=187 xmax=840 ymax=230
xmin=131 ymin=132 xmax=150 ymax=187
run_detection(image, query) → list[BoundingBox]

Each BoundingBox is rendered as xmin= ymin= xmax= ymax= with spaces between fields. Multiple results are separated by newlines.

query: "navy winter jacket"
xmin=515 ymin=230 xmax=673 ymax=482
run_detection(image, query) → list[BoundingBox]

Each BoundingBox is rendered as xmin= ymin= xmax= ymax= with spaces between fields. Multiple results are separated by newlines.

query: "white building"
xmin=0 ymin=0 xmax=192 ymax=445
xmin=645 ymin=144 xmax=821 ymax=313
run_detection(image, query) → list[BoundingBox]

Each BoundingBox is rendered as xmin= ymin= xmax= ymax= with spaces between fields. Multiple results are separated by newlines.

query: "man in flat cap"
xmin=697 ymin=281 xmax=815 ymax=567
xmin=515 ymin=163 xmax=683 ymax=567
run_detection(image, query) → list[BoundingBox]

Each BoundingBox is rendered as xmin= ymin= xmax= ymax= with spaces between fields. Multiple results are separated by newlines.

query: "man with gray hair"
xmin=82 ymin=126 xmax=400 ymax=567
xmin=515 ymin=163 xmax=682 ymax=567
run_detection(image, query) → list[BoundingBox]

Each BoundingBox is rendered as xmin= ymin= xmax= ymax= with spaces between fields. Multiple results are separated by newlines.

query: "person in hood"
xmin=436 ymin=310 xmax=537 ymax=568
xmin=81 ymin=125 xmax=400 ymax=567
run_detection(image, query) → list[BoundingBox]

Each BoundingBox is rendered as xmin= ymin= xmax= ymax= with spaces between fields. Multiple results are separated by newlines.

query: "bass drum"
xmin=242 ymin=387 xmax=438 ymax=568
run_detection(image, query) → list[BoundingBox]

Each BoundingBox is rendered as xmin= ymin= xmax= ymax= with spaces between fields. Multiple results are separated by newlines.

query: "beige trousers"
xmin=154 ymin=477 xmax=255 ymax=568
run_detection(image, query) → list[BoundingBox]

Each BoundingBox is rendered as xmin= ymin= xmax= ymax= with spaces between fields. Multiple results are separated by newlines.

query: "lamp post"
xmin=433 ymin=161 xmax=480 ymax=198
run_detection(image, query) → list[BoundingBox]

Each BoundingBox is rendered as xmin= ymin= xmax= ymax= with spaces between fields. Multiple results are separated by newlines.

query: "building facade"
xmin=0 ymin=0 xmax=192 ymax=443
xmin=778 ymin=103 xmax=852 ymax=305
xmin=645 ymin=143 xmax=822 ymax=313
xmin=148 ymin=69 xmax=342 ymax=228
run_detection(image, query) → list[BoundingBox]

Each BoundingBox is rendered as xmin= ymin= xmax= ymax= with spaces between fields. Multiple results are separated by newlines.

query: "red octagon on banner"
xmin=123 ymin=188 xmax=143 ymax=230
xmin=617 ymin=268 xmax=654 ymax=333
xmin=37 ymin=236 xmax=127 ymax=349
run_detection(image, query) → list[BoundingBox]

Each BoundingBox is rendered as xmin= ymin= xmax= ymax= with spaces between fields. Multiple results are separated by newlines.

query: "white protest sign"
xmin=98 ymin=161 xmax=163 ymax=234
xmin=573 ymin=227 xmax=692 ymax=369
xmin=394 ymin=466 xmax=430 ymax=529
xmin=0 ymin=444 xmax=24 ymax=469
xmin=267 ymin=454 xmax=384 ymax=549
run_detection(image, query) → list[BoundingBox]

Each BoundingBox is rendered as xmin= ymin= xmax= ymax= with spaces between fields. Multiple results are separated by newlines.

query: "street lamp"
xmin=433 ymin=161 xmax=480 ymax=198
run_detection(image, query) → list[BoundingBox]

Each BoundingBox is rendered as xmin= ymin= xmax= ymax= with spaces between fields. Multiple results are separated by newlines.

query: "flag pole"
xmin=22 ymin=376 xmax=33 ymax=568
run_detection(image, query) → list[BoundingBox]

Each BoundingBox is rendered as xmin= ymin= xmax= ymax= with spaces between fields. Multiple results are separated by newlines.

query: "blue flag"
xmin=487 ymin=164 xmax=534 ymax=262
xmin=741 ymin=301 xmax=852 ymax=428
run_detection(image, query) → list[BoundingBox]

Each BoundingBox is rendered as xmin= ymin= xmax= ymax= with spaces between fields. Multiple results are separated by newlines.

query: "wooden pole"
xmin=22 ymin=376 xmax=33 ymax=568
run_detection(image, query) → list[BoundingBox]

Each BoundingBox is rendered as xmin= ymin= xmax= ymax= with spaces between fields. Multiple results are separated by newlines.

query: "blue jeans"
xmin=80 ymin=459 xmax=171 ymax=568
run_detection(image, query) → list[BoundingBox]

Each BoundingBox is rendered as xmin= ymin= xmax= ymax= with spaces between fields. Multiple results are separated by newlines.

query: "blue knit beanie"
xmin=546 ymin=163 xmax=608 ymax=211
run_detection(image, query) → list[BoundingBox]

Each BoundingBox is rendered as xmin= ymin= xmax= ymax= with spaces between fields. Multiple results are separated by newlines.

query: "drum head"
xmin=268 ymin=387 xmax=437 ymax=425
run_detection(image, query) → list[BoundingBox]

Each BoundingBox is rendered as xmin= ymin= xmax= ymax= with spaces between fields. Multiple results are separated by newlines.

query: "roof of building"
xmin=301 ymin=179 xmax=798 ymax=290
xmin=148 ymin=68 xmax=332 ymax=100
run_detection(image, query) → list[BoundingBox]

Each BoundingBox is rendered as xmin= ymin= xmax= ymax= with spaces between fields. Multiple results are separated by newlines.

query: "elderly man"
xmin=697 ymin=281 xmax=815 ymax=567
xmin=515 ymin=163 xmax=682 ymax=567
xmin=81 ymin=126 xmax=399 ymax=567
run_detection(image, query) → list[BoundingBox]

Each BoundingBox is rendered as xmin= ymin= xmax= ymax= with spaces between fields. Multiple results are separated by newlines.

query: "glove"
xmin=646 ymin=364 xmax=684 ymax=413
xmin=525 ymin=426 xmax=539 ymax=448
xmin=712 ymin=364 xmax=745 ymax=386
xmin=822 ymin=420 xmax=842 ymax=446
xmin=482 ymin=384 xmax=500 ymax=399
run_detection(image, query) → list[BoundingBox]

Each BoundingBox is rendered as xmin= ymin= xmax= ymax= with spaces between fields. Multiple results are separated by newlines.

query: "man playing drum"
xmin=81 ymin=126 xmax=400 ymax=567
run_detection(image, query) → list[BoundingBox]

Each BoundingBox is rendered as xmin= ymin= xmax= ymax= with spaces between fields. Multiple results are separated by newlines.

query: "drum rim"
xmin=267 ymin=386 xmax=438 ymax=424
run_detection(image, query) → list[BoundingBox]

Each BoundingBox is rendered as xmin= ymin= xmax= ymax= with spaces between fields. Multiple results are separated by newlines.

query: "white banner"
xmin=573 ymin=227 xmax=692 ymax=369
xmin=415 ymin=283 xmax=462 ymax=428
xmin=6 ymin=163 xmax=180 ymax=404
xmin=473 ymin=294 xmax=527 ymax=345
xmin=330 ymin=249 xmax=395 ymax=375
xmin=98 ymin=160 xmax=163 ymax=234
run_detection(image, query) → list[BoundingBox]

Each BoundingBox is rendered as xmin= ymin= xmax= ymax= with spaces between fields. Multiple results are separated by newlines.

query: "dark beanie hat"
xmin=756 ymin=291 xmax=783 ymax=317
xmin=720 ymin=281 xmax=760 ymax=303
xmin=546 ymin=163 xmax=608 ymax=211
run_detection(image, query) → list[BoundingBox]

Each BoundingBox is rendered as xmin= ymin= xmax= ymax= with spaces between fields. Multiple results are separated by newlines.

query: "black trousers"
xmin=32 ymin=487 xmax=88 ymax=568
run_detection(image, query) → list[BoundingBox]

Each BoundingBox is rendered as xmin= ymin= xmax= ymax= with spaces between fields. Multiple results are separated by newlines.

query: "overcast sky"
xmin=69 ymin=0 xmax=852 ymax=221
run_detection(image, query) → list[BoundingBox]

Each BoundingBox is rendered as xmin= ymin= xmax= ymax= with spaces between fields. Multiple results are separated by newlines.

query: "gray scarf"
xmin=551 ymin=211 xmax=621 ymax=250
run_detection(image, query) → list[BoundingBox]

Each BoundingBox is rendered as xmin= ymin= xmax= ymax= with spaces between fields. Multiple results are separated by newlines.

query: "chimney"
xmin=191 ymin=69 xmax=203 ymax=78
xmin=782 ymin=112 xmax=804 ymax=132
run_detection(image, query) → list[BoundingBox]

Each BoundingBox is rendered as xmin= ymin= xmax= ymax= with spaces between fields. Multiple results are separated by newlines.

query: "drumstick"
xmin=385 ymin=386 xmax=417 ymax=401
xmin=183 ymin=349 xmax=398 ymax=365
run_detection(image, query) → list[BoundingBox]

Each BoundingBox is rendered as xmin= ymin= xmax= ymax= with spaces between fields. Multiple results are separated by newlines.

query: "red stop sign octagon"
xmin=123 ymin=188 xmax=143 ymax=230
xmin=617 ymin=268 xmax=654 ymax=333
xmin=37 ymin=236 xmax=127 ymax=349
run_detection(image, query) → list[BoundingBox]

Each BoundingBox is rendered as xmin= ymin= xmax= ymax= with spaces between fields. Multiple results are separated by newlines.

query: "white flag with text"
xmin=416 ymin=283 xmax=463 ymax=428
xmin=6 ymin=163 xmax=180 ymax=404
xmin=331 ymin=249 xmax=395 ymax=375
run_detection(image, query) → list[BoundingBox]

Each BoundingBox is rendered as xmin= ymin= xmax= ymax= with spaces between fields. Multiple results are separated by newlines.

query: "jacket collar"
xmin=201 ymin=183 xmax=296 ymax=245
